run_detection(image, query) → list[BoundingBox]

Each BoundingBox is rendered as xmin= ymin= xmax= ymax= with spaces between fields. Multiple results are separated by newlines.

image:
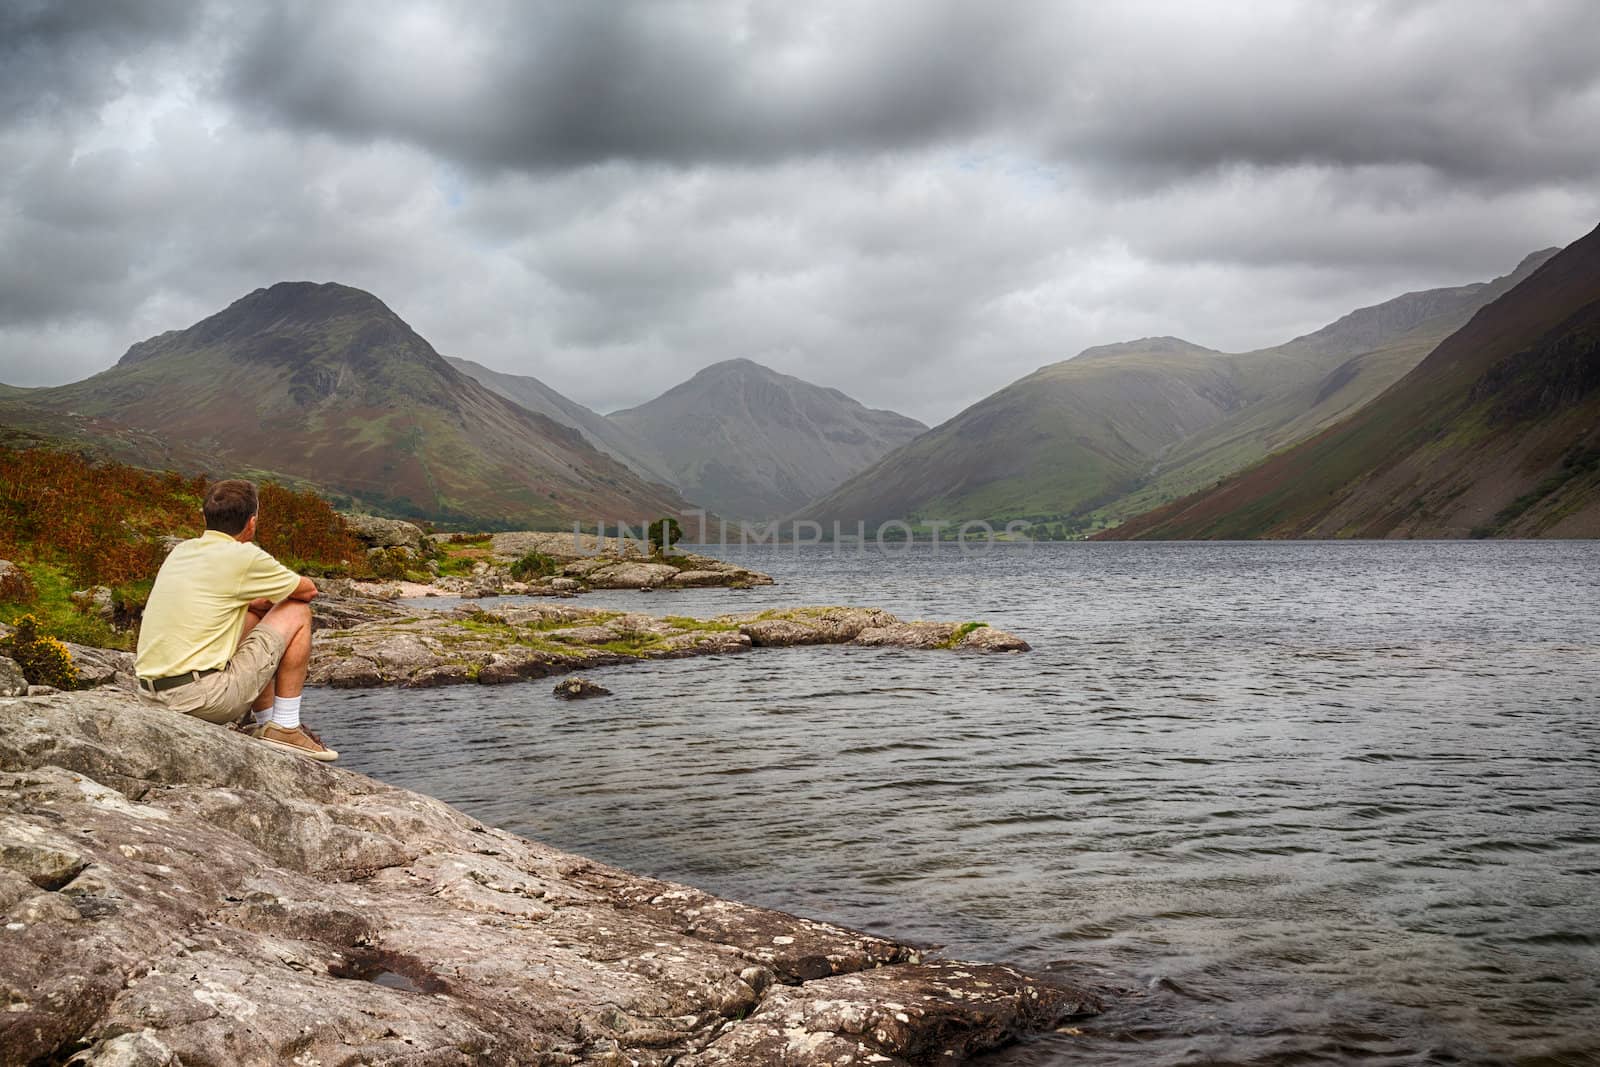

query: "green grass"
xmin=434 ymin=555 xmax=479 ymax=578
xmin=450 ymin=610 xmax=628 ymax=650
xmin=435 ymin=535 xmax=494 ymax=577
xmin=593 ymin=634 xmax=669 ymax=656
xmin=1 ymin=562 xmax=134 ymax=650
xmin=662 ymin=616 xmax=738 ymax=633
xmin=455 ymin=614 xmax=519 ymax=640
xmin=944 ymin=620 xmax=989 ymax=647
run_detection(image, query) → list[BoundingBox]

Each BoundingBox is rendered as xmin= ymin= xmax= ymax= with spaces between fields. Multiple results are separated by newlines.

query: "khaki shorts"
xmin=143 ymin=625 xmax=289 ymax=725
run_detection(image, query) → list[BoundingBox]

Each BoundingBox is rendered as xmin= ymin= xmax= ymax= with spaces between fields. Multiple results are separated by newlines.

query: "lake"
xmin=320 ymin=541 xmax=1600 ymax=1065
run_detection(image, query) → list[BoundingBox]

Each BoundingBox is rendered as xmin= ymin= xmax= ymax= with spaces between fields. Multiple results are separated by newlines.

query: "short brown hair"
xmin=203 ymin=479 xmax=258 ymax=535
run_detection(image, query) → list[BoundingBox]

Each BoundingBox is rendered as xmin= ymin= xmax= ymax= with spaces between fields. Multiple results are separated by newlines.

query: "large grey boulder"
xmin=60 ymin=642 xmax=138 ymax=692
xmin=342 ymin=513 xmax=428 ymax=552
xmin=585 ymin=560 xmax=681 ymax=589
xmin=0 ymin=691 xmax=1099 ymax=1065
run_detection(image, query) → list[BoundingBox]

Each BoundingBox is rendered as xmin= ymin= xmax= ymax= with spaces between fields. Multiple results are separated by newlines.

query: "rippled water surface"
xmin=324 ymin=541 xmax=1600 ymax=1065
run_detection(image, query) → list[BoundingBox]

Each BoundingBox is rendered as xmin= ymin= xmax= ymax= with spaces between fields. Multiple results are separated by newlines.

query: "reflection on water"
xmin=327 ymin=541 xmax=1600 ymax=1065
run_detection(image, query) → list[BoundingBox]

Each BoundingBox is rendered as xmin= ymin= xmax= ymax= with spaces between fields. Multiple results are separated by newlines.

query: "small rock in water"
xmin=554 ymin=677 xmax=611 ymax=699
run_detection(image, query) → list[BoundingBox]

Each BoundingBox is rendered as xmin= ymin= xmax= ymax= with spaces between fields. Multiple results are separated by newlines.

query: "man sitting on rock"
xmin=135 ymin=479 xmax=336 ymax=761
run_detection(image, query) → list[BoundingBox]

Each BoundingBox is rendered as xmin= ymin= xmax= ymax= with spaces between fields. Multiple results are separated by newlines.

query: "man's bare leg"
xmin=258 ymin=599 xmax=311 ymax=700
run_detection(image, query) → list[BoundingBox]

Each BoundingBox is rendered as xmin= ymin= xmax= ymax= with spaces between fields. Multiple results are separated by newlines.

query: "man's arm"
xmin=248 ymin=575 xmax=313 ymax=614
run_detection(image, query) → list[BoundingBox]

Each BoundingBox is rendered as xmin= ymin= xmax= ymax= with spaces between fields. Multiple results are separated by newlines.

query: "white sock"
xmin=270 ymin=695 xmax=302 ymax=730
xmin=252 ymin=705 xmax=273 ymax=725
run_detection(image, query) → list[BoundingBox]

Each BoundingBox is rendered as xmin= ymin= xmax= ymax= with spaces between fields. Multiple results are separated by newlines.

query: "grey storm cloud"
xmin=1050 ymin=3 xmax=1600 ymax=190
xmin=220 ymin=0 xmax=1600 ymax=184
xmin=0 ymin=0 xmax=198 ymax=117
xmin=225 ymin=1 xmax=1044 ymax=168
xmin=1 ymin=0 xmax=1599 ymax=423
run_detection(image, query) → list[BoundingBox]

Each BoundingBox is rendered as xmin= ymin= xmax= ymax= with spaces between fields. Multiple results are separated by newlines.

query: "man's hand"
xmin=288 ymin=576 xmax=318 ymax=602
xmin=246 ymin=598 xmax=274 ymax=617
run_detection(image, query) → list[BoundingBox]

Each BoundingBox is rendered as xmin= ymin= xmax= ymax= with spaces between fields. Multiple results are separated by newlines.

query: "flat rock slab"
xmin=0 ymin=691 xmax=1099 ymax=1066
xmin=309 ymin=604 xmax=1031 ymax=689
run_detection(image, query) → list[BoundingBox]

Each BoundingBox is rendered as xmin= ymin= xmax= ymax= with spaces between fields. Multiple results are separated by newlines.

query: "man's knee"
xmin=261 ymin=599 xmax=312 ymax=641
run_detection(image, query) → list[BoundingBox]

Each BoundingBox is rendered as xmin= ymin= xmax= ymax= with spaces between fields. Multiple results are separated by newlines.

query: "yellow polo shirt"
xmin=135 ymin=530 xmax=302 ymax=679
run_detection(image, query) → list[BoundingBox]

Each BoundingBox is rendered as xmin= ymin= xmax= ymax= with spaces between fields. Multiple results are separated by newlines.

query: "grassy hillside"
xmin=806 ymin=252 xmax=1557 ymax=533
xmin=808 ymin=338 xmax=1336 ymax=531
xmin=1102 ymin=224 xmax=1600 ymax=539
xmin=0 ymin=283 xmax=693 ymax=528
xmin=1092 ymin=250 xmax=1557 ymax=527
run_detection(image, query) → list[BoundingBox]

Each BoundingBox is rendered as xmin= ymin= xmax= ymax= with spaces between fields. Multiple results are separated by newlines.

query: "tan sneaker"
xmin=257 ymin=723 xmax=339 ymax=762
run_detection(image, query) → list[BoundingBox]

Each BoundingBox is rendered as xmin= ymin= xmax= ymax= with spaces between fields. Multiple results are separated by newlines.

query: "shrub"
xmin=509 ymin=550 xmax=558 ymax=581
xmin=0 ymin=447 xmax=199 ymax=588
xmin=647 ymin=517 xmax=683 ymax=555
xmin=365 ymin=548 xmax=413 ymax=581
xmin=256 ymin=482 xmax=365 ymax=571
xmin=0 ymin=448 xmax=364 ymax=590
xmin=1 ymin=614 xmax=79 ymax=689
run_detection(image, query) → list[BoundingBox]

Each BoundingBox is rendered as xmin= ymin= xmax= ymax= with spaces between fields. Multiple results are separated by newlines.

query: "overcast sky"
xmin=3 ymin=0 xmax=1598 ymax=425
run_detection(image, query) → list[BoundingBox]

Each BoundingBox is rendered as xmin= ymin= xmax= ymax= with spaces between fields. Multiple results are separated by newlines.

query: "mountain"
xmin=1091 ymin=249 xmax=1559 ymax=526
xmin=1102 ymin=223 xmax=1600 ymax=539
xmin=605 ymin=358 xmax=928 ymax=520
xmin=805 ymin=337 xmax=1283 ymax=526
xmin=806 ymin=251 xmax=1558 ymax=531
xmin=446 ymin=356 xmax=676 ymax=487
xmin=0 ymin=282 xmax=692 ymax=526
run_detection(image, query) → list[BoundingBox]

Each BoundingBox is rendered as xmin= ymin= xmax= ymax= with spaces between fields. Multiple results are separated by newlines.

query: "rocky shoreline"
xmin=308 ymin=597 xmax=1031 ymax=689
xmin=0 ymin=690 xmax=1100 ymax=1065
